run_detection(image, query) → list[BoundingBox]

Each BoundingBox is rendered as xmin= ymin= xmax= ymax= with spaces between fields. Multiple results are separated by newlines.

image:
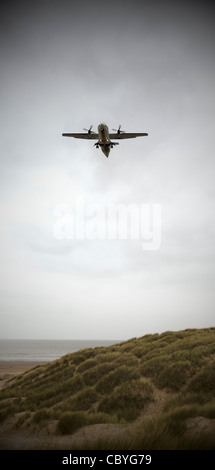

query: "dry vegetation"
xmin=0 ymin=328 xmax=215 ymax=449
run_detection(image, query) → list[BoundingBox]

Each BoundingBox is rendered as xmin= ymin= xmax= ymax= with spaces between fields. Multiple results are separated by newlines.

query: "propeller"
xmin=83 ymin=125 xmax=95 ymax=134
xmin=112 ymin=125 xmax=125 ymax=134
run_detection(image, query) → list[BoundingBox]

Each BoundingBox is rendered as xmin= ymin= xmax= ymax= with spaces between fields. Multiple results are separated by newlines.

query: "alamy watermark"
xmin=53 ymin=198 xmax=161 ymax=250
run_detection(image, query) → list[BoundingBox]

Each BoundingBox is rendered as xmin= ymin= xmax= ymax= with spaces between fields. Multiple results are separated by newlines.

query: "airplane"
xmin=62 ymin=123 xmax=148 ymax=158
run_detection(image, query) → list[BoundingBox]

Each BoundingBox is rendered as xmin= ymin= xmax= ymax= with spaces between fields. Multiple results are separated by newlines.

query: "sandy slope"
xmin=0 ymin=361 xmax=48 ymax=389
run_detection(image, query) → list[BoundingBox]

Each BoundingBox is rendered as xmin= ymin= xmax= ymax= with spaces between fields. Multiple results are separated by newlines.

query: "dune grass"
xmin=0 ymin=327 xmax=215 ymax=449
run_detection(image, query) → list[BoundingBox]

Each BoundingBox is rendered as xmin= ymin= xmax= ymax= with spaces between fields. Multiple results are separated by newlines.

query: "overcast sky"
xmin=0 ymin=0 xmax=215 ymax=339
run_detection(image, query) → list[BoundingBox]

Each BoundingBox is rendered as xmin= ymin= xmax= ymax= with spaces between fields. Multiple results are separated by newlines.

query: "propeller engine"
xmin=112 ymin=125 xmax=125 ymax=135
xmin=83 ymin=125 xmax=95 ymax=134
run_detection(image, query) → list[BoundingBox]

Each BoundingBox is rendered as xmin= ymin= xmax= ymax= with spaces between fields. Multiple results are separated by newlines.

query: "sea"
xmin=0 ymin=339 xmax=120 ymax=362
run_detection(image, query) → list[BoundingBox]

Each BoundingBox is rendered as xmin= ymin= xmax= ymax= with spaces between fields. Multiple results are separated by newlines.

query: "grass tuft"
xmin=57 ymin=411 xmax=86 ymax=434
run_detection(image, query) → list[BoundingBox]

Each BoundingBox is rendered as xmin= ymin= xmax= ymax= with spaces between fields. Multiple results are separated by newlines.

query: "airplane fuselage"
xmin=96 ymin=123 xmax=116 ymax=158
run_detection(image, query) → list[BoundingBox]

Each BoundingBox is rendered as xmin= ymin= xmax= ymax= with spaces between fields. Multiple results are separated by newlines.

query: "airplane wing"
xmin=62 ymin=133 xmax=99 ymax=139
xmin=109 ymin=133 xmax=148 ymax=140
